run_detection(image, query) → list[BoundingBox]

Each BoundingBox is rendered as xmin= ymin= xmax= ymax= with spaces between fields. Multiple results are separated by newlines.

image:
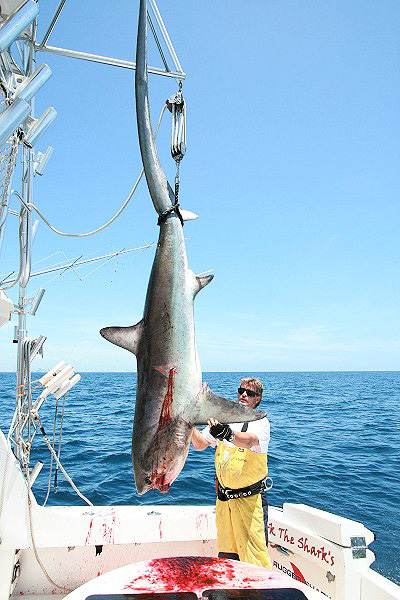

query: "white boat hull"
xmin=1 ymin=431 xmax=399 ymax=600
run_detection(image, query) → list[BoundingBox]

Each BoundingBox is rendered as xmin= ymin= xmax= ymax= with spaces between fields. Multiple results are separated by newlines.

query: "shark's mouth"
xmin=151 ymin=474 xmax=171 ymax=494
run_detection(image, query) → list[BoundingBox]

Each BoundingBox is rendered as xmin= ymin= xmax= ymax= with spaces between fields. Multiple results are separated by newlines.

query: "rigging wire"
xmin=34 ymin=411 xmax=93 ymax=505
xmin=0 ymin=206 xmax=25 ymax=290
xmin=25 ymin=464 xmax=71 ymax=593
xmin=25 ymin=103 xmax=168 ymax=238
xmin=54 ymin=394 xmax=66 ymax=493
xmin=0 ymin=243 xmax=157 ymax=287
xmin=0 ymin=102 xmax=166 ymax=291
xmin=42 ymin=395 xmax=59 ymax=506
xmin=147 ymin=12 xmax=170 ymax=73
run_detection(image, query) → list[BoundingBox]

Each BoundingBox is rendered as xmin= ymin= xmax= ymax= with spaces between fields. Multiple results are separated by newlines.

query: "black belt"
xmin=215 ymin=476 xmax=268 ymax=502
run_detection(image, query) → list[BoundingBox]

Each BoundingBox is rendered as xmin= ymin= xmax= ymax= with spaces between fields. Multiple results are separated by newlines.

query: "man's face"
xmin=237 ymin=382 xmax=261 ymax=409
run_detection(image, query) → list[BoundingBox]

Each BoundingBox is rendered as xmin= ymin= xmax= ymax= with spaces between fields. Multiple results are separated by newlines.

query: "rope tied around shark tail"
xmin=157 ymin=202 xmax=184 ymax=226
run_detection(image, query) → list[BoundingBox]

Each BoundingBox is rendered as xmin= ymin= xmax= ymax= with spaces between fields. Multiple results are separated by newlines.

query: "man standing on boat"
xmin=191 ymin=377 xmax=272 ymax=569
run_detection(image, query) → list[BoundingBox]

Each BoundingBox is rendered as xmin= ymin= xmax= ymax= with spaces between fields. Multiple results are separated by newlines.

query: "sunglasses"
xmin=238 ymin=387 xmax=259 ymax=398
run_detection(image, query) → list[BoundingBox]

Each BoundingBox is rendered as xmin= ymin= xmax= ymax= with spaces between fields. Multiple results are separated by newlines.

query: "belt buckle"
xmin=262 ymin=476 xmax=273 ymax=491
xmin=224 ymin=488 xmax=233 ymax=499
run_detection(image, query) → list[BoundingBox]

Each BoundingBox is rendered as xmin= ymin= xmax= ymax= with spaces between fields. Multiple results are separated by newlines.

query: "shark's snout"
xmin=135 ymin=476 xmax=153 ymax=496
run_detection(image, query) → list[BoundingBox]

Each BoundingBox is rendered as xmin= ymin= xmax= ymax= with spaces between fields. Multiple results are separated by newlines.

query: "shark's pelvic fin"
xmin=188 ymin=383 xmax=266 ymax=426
xmin=99 ymin=320 xmax=144 ymax=355
xmin=193 ymin=273 xmax=214 ymax=297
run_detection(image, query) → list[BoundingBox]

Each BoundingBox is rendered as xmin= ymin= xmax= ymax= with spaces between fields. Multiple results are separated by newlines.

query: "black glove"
xmin=209 ymin=422 xmax=235 ymax=442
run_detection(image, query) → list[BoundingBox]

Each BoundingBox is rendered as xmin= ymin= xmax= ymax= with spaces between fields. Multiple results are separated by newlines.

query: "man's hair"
xmin=240 ymin=377 xmax=263 ymax=401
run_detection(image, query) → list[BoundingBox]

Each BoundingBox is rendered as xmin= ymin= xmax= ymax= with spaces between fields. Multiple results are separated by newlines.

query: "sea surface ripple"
xmin=0 ymin=371 xmax=399 ymax=585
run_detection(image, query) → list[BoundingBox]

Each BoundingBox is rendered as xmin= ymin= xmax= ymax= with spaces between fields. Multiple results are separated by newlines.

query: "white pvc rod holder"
xmin=54 ymin=374 xmax=81 ymax=400
xmin=29 ymin=461 xmax=43 ymax=486
xmin=35 ymin=146 xmax=54 ymax=176
xmin=24 ymin=106 xmax=57 ymax=148
xmin=15 ymin=64 xmax=52 ymax=103
xmin=39 ymin=361 xmax=67 ymax=385
xmin=46 ymin=365 xmax=74 ymax=393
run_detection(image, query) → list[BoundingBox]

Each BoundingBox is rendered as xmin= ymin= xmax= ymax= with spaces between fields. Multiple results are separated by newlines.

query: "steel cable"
xmin=26 ymin=104 xmax=168 ymax=238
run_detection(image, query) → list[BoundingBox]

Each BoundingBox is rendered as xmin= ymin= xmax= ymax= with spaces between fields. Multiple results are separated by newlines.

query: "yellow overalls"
xmin=215 ymin=442 xmax=272 ymax=569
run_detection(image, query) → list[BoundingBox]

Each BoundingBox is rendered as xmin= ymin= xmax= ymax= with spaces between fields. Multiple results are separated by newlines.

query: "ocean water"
xmin=0 ymin=371 xmax=399 ymax=585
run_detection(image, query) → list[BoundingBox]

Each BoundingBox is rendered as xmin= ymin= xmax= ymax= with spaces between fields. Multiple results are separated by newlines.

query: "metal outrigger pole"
xmin=35 ymin=0 xmax=186 ymax=80
xmin=14 ymin=15 xmax=39 ymax=465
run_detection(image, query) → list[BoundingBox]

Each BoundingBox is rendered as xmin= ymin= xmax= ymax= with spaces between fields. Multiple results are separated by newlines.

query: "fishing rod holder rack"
xmin=0 ymin=0 xmax=39 ymax=53
xmin=8 ymin=357 xmax=81 ymax=466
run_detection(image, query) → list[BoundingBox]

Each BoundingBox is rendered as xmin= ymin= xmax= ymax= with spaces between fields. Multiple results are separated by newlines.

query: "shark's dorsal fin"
xmin=99 ymin=320 xmax=144 ymax=355
xmin=187 ymin=383 xmax=266 ymax=426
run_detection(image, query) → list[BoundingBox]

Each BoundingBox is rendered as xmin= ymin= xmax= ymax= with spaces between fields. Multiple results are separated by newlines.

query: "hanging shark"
xmin=100 ymin=0 xmax=265 ymax=495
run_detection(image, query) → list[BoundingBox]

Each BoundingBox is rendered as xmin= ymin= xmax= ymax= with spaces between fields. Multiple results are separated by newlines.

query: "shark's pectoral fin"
xmin=187 ymin=383 xmax=266 ymax=426
xmin=99 ymin=320 xmax=144 ymax=355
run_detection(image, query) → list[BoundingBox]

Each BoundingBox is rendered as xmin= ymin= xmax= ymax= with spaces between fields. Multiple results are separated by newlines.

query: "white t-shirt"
xmin=201 ymin=417 xmax=270 ymax=454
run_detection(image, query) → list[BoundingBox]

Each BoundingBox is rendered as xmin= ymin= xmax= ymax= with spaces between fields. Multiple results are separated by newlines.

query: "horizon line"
xmin=1 ymin=370 xmax=399 ymax=374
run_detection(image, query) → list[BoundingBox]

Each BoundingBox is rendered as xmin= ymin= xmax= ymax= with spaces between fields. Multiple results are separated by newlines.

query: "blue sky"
xmin=1 ymin=0 xmax=399 ymax=372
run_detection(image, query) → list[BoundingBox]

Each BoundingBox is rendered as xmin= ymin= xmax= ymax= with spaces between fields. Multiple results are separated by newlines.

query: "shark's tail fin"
xmin=188 ymin=383 xmax=265 ymax=426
